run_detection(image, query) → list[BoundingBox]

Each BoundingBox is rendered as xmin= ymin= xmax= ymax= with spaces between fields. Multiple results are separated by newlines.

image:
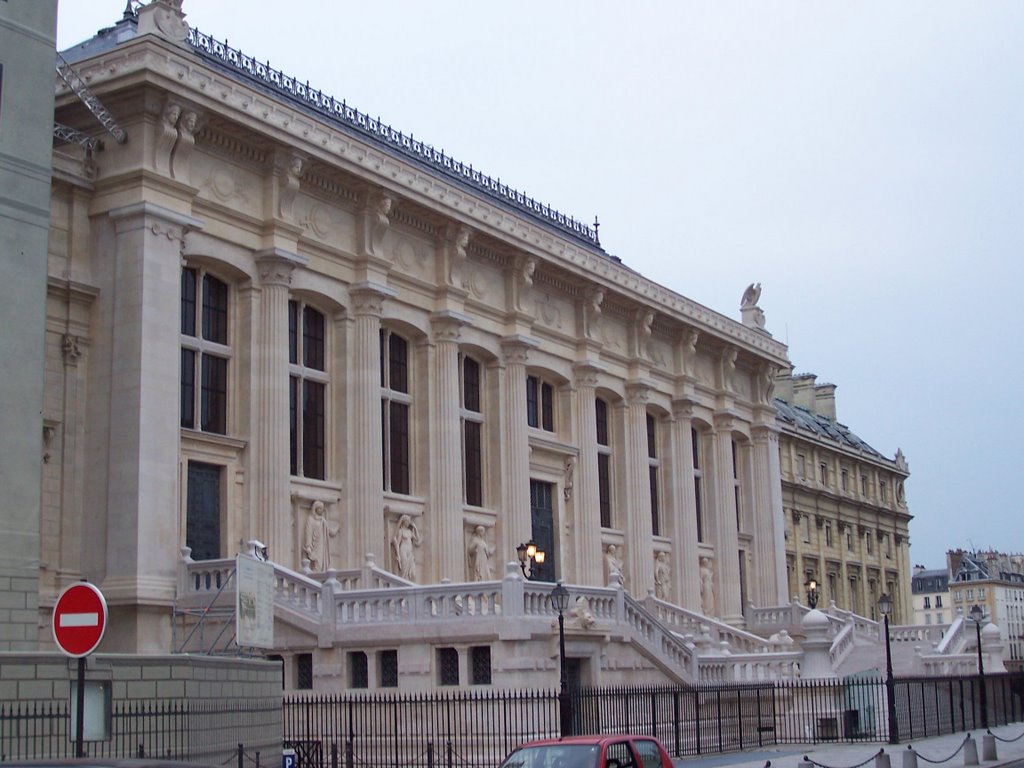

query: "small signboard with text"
xmin=236 ymin=554 xmax=274 ymax=648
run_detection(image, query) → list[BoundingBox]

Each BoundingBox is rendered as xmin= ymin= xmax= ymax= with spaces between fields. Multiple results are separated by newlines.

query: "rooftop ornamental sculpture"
xmin=186 ymin=27 xmax=602 ymax=249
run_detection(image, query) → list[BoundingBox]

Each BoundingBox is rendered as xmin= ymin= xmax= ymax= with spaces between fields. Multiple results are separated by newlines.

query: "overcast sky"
xmin=56 ymin=1 xmax=1024 ymax=570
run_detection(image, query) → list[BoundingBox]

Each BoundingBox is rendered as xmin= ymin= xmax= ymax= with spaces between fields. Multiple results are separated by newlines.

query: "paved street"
xmin=676 ymin=725 xmax=1024 ymax=768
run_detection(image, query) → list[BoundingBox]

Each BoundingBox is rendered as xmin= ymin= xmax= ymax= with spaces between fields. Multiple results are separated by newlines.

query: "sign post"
xmin=52 ymin=581 xmax=108 ymax=757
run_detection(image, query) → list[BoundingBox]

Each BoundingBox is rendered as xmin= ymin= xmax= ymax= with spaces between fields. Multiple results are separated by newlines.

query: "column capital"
xmin=350 ymin=281 xmax=397 ymax=317
xmin=672 ymin=395 xmax=699 ymax=419
xmin=713 ymin=409 xmax=741 ymax=433
xmin=625 ymin=379 xmax=654 ymax=406
xmin=430 ymin=310 xmax=471 ymax=342
xmin=108 ymin=201 xmax=203 ymax=239
xmin=500 ymin=334 xmax=539 ymax=364
xmin=256 ymin=247 xmax=308 ymax=287
xmin=572 ymin=360 xmax=605 ymax=388
xmin=751 ymin=421 xmax=782 ymax=441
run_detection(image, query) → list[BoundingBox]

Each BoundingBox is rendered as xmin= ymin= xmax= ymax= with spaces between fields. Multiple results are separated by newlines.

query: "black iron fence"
xmin=282 ymin=673 xmax=1024 ymax=768
xmin=4 ymin=675 xmax=1023 ymax=766
xmin=0 ymin=698 xmax=278 ymax=763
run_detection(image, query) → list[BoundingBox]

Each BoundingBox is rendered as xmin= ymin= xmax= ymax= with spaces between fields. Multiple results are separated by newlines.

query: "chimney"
xmin=814 ymin=383 xmax=837 ymax=421
xmin=792 ymin=373 xmax=817 ymax=411
xmin=774 ymin=363 xmax=795 ymax=402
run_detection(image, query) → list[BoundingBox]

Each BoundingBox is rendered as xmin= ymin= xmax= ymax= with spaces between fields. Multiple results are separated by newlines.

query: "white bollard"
xmin=981 ymin=733 xmax=997 ymax=762
xmin=876 ymin=750 xmax=892 ymax=768
xmin=902 ymin=746 xmax=918 ymax=768
xmin=964 ymin=735 xmax=979 ymax=766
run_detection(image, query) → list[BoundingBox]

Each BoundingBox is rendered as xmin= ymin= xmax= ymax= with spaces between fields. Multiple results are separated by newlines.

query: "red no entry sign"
xmin=52 ymin=582 xmax=108 ymax=657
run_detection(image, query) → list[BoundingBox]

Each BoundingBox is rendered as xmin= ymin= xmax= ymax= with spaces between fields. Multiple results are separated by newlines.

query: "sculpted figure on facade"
xmin=392 ymin=514 xmax=421 ymax=582
xmin=446 ymin=225 xmax=471 ymax=289
xmin=604 ymin=544 xmax=624 ymax=586
xmin=170 ymin=110 xmax=198 ymax=183
xmin=466 ymin=525 xmax=494 ymax=582
xmin=513 ymin=256 xmax=535 ymax=312
xmin=700 ymin=557 xmax=716 ymax=616
xmin=302 ymin=500 xmax=337 ymax=572
xmin=583 ymin=286 xmax=604 ymax=340
xmin=740 ymin=282 xmax=767 ymax=330
xmin=570 ymin=596 xmax=596 ymax=629
xmin=563 ymin=455 xmax=575 ymax=501
xmin=155 ymin=100 xmax=181 ymax=177
xmin=654 ymin=551 xmax=671 ymax=600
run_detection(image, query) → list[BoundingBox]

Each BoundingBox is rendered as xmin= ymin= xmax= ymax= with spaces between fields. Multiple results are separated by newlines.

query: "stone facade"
xmin=948 ymin=550 xmax=1024 ymax=671
xmin=776 ymin=369 xmax=913 ymax=623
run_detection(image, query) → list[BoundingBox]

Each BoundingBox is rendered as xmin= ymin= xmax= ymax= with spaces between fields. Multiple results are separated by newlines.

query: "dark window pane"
xmin=288 ymin=300 xmax=298 ymax=365
xmin=464 ymin=420 xmax=482 ymax=506
xmin=650 ymin=466 xmax=660 ymax=536
xmin=526 ymin=376 xmax=538 ymax=428
xmin=598 ymin=453 xmax=611 ymax=528
xmin=691 ymin=428 xmax=700 ymax=469
xmin=390 ymin=402 xmax=409 ymax=494
xmin=181 ymin=348 xmax=196 ymax=428
xmin=695 ymin=478 xmax=704 ymax=542
xmin=349 ymin=651 xmax=368 ymax=689
xmin=470 ymin=646 xmax=491 ymax=685
xmin=304 ymin=306 xmax=325 ymax=370
xmin=380 ymin=650 xmax=398 ymax=688
xmin=296 ymin=653 xmax=313 ymax=690
xmin=595 ymin=398 xmax=609 ymax=445
xmin=541 ymin=382 xmax=554 ymax=431
xmin=181 ymin=268 xmax=197 ymax=336
xmin=438 ymin=647 xmax=459 ymax=686
xmin=303 ymin=380 xmax=326 ymax=480
xmin=389 ymin=333 xmax=408 ymax=393
xmin=463 ymin=357 xmax=480 ymax=412
xmin=732 ymin=440 xmax=739 ymax=478
xmin=647 ymin=414 xmax=657 ymax=458
xmin=201 ymin=354 xmax=227 ymax=434
xmin=201 ymin=274 xmax=228 ymax=344
xmin=289 ymin=376 xmax=298 ymax=475
xmin=379 ymin=329 xmax=387 ymax=386
xmin=381 ymin=400 xmax=388 ymax=488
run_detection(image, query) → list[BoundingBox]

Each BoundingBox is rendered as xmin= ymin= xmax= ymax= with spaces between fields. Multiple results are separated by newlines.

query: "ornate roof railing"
xmin=186 ymin=27 xmax=602 ymax=249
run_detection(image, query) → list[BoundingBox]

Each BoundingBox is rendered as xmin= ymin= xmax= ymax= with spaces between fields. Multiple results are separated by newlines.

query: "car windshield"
xmin=500 ymin=744 xmax=600 ymax=768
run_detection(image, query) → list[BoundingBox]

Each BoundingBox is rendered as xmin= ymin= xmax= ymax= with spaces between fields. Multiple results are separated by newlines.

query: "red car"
xmin=499 ymin=734 xmax=674 ymax=768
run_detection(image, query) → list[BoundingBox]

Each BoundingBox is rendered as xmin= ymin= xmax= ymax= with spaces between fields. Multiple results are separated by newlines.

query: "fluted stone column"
xmin=572 ymin=363 xmax=603 ymax=586
xmin=500 ymin=336 xmax=536 ymax=556
xmin=350 ymin=283 xmax=394 ymax=566
xmin=712 ymin=412 xmax=742 ymax=622
xmin=254 ymin=248 xmax=303 ymax=566
xmin=102 ymin=202 xmax=202 ymax=651
xmin=751 ymin=423 xmax=788 ymax=605
xmin=430 ymin=311 xmax=469 ymax=582
xmin=670 ymin=398 xmax=701 ymax=610
xmin=623 ymin=383 xmax=654 ymax=595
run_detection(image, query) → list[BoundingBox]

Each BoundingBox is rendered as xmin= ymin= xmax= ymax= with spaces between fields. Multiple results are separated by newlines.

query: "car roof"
xmin=517 ymin=734 xmax=664 ymax=748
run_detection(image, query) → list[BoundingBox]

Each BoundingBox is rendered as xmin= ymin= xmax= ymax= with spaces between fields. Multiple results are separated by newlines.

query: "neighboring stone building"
xmin=911 ymin=566 xmax=950 ymax=626
xmin=0 ymin=0 xmax=58 ymax=651
xmin=775 ymin=370 xmax=913 ymax=623
xmin=948 ymin=550 xmax=1024 ymax=671
xmin=24 ymin=1 xmax=925 ymax=691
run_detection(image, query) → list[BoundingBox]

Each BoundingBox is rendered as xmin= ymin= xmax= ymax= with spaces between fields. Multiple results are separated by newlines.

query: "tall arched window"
xmin=647 ymin=413 xmax=661 ymax=536
xmin=461 ymin=354 xmax=483 ymax=507
xmin=181 ymin=266 xmax=230 ymax=435
xmin=289 ymin=300 xmax=326 ymax=480
xmin=596 ymin=397 xmax=612 ymax=528
xmin=380 ymin=329 xmax=410 ymax=494
xmin=692 ymin=427 xmax=705 ymax=542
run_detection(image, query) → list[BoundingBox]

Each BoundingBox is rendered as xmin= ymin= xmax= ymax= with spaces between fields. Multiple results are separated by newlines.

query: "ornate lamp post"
xmin=550 ymin=582 xmax=573 ymax=737
xmin=969 ymin=604 xmax=989 ymax=729
xmin=516 ymin=541 xmax=546 ymax=580
xmin=878 ymin=593 xmax=899 ymax=744
xmin=804 ymin=577 xmax=819 ymax=609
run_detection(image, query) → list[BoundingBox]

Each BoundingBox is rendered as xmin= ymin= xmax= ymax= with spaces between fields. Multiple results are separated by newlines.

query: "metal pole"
xmin=75 ymin=657 xmax=86 ymax=757
xmin=884 ymin=614 xmax=899 ymax=744
xmin=557 ymin=610 xmax=572 ymax=736
xmin=976 ymin=620 xmax=988 ymax=729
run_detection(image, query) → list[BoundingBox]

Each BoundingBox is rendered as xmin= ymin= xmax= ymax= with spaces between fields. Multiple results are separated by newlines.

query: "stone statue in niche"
xmin=700 ymin=556 xmax=716 ymax=616
xmin=466 ymin=525 xmax=495 ymax=582
xmin=391 ymin=514 xmax=421 ymax=582
xmin=654 ymin=552 xmax=671 ymax=600
xmin=302 ymin=501 xmax=337 ymax=572
xmin=604 ymin=544 xmax=624 ymax=586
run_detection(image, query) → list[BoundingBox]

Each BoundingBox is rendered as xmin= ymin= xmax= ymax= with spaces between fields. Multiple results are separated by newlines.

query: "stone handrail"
xmin=935 ymin=615 xmax=966 ymax=654
xmin=700 ymin=651 xmax=802 ymax=684
xmin=650 ymin=596 xmax=771 ymax=653
xmin=829 ymin=620 xmax=857 ymax=667
xmin=745 ymin=602 xmax=807 ymax=634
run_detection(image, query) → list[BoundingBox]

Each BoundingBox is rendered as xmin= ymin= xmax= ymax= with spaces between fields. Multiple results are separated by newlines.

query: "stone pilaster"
xmin=429 ymin=311 xmax=470 ymax=581
xmin=751 ymin=423 xmax=788 ymax=605
xmin=500 ymin=336 xmax=537 ymax=554
xmin=571 ymin=362 xmax=603 ymax=585
xmin=670 ymin=398 xmax=701 ymax=611
xmin=623 ymin=382 xmax=654 ymax=595
xmin=712 ymin=411 xmax=742 ymax=623
xmin=349 ymin=283 xmax=395 ymax=566
xmin=101 ymin=202 xmax=202 ymax=650
xmin=253 ymin=248 xmax=304 ymax=567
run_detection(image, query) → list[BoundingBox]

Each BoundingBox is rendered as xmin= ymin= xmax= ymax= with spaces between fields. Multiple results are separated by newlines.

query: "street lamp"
xmin=804 ymin=578 xmax=819 ymax=609
xmin=550 ymin=582 xmax=573 ymax=737
xmin=516 ymin=541 xmax=546 ymax=580
xmin=878 ymin=593 xmax=899 ymax=744
xmin=969 ymin=604 xmax=988 ymax=729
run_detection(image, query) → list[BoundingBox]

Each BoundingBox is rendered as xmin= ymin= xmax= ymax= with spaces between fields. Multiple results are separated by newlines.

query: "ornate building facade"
xmin=776 ymin=370 xmax=913 ymax=623
xmin=27 ymin=1 xmax=924 ymax=690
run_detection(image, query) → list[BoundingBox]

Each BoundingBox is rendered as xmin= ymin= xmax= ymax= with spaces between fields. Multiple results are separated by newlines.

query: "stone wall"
xmin=0 ymin=653 xmax=282 ymax=763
